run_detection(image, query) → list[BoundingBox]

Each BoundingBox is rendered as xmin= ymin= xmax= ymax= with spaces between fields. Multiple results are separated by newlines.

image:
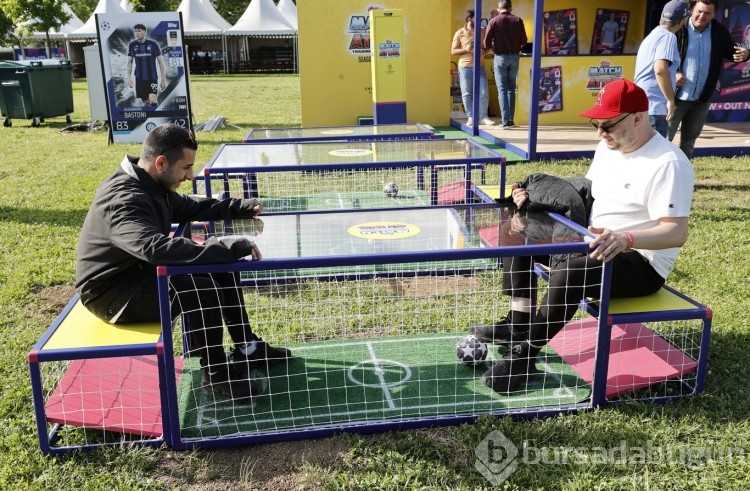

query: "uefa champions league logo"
xmin=99 ymin=21 xmax=111 ymax=31
xmin=475 ymin=430 xmax=519 ymax=485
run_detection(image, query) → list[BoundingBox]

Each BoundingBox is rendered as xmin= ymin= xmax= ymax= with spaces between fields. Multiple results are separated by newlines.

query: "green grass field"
xmin=2 ymin=74 xmax=750 ymax=489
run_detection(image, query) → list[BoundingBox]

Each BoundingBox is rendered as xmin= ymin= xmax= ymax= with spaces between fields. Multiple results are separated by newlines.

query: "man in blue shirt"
xmin=634 ymin=0 xmax=689 ymax=137
xmin=126 ymin=23 xmax=167 ymax=107
xmin=668 ymin=0 xmax=750 ymax=158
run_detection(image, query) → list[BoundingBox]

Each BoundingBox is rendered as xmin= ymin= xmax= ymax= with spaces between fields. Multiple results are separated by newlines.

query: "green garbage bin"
xmin=0 ymin=60 xmax=74 ymax=127
xmin=0 ymin=81 xmax=28 ymax=127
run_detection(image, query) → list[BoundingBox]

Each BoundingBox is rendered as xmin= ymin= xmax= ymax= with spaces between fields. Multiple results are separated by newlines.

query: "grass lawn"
xmin=2 ymin=74 xmax=750 ymax=490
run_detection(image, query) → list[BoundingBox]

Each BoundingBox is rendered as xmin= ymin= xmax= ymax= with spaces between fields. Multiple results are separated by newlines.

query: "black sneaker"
xmin=481 ymin=343 xmax=539 ymax=393
xmin=201 ymin=366 xmax=261 ymax=403
xmin=231 ymin=338 xmax=292 ymax=371
xmin=468 ymin=312 xmax=529 ymax=345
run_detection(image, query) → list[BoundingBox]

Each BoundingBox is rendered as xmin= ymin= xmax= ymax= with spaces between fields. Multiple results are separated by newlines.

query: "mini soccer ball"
xmin=456 ymin=335 xmax=488 ymax=366
xmin=383 ymin=182 xmax=399 ymax=197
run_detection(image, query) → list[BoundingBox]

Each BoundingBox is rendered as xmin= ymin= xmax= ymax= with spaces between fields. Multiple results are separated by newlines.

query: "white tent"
xmin=276 ymin=0 xmax=298 ymax=31
xmin=120 ymin=0 xmax=134 ymax=12
xmin=225 ymin=0 xmax=296 ymax=36
xmin=70 ymin=0 xmax=126 ymax=39
xmin=177 ymin=0 xmax=232 ymax=72
xmin=224 ymin=0 xmax=297 ymax=73
xmin=177 ymin=0 xmax=231 ymax=36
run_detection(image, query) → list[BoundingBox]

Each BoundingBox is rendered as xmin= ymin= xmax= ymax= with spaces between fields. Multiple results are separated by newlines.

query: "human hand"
xmin=244 ymin=241 xmax=262 ymax=260
xmin=510 ymin=182 xmax=528 ymax=209
xmin=587 ymin=226 xmax=628 ymax=262
xmin=509 ymin=213 xmax=527 ymax=234
xmin=666 ymin=100 xmax=676 ymax=121
xmin=734 ymin=45 xmax=749 ymax=63
xmin=252 ymin=202 xmax=263 ymax=216
xmin=161 ymin=79 xmax=167 ymax=89
xmin=675 ymin=72 xmax=687 ymax=87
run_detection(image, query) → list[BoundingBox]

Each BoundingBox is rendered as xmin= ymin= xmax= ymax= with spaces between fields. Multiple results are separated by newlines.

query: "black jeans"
xmin=502 ymin=250 xmax=665 ymax=346
xmin=116 ymin=271 xmax=253 ymax=369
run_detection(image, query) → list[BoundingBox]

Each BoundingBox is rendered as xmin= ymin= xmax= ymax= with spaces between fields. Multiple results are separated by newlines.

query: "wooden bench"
xmin=28 ymin=295 xmax=173 ymax=455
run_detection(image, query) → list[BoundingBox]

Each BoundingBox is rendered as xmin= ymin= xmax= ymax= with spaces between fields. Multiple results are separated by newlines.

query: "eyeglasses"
xmin=589 ymin=112 xmax=633 ymax=133
xmin=159 ymin=129 xmax=195 ymax=156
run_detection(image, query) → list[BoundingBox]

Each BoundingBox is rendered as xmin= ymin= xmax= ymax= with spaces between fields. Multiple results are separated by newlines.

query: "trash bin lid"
xmin=0 ymin=59 xmax=71 ymax=70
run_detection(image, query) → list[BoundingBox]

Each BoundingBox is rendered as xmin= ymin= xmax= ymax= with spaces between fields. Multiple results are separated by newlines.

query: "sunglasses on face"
xmin=589 ymin=112 xmax=634 ymax=133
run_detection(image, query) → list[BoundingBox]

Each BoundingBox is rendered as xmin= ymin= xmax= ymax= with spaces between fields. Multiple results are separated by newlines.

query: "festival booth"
xmin=459 ymin=0 xmax=750 ymax=159
xmin=176 ymin=0 xmax=231 ymax=74
xmin=224 ymin=0 xmax=298 ymax=74
xmin=298 ymin=0 xmax=749 ymax=158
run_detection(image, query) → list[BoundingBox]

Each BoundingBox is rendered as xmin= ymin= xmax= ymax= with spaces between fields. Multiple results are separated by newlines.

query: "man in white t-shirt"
xmin=469 ymin=79 xmax=694 ymax=393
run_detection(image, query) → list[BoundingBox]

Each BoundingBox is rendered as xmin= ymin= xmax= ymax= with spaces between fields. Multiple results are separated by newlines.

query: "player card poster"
xmin=543 ymin=9 xmax=578 ymax=56
xmin=538 ymin=66 xmax=562 ymax=113
xmin=96 ymin=12 xmax=192 ymax=143
xmin=707 ymin=0 xmax=750 ymax=122
xmin=590 ymin=9 xmax=629 ymax=55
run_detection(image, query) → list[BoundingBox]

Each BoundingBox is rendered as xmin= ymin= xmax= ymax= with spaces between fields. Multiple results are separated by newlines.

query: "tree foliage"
xmin=212 ymin=0 xmax=248 ymax=25
xmin=1 ymin=0 xmax=69 ymax=35
xmin=0 ymin=0 xmax=69 ymax=56
xmin=0 ymin=6 xmax=16 ymax=46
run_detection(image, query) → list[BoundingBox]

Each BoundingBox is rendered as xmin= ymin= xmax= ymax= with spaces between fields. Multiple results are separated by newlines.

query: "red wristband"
xmin=623 ymin=231 xmax=634 ymax=249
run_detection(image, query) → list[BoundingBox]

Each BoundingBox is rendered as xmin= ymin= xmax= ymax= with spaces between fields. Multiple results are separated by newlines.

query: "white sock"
xmin=240 ymin=340 xmax=257 ymax=356
xmin=510 ymin=298 xmax=533 ymax=313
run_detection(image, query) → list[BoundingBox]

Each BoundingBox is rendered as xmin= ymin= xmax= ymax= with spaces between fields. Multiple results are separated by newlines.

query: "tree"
xmin=213 ymin=0 xmax=247 ymax=25
xmin=1 ymin=0 xmax=69 ymax=58
xmin=0 ymin=6 xmax=17 ymax=46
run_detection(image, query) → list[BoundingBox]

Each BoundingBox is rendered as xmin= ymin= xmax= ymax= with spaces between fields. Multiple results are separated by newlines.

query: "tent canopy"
xmin=226 ymin=0 xmax=296 ymax=36
xmin=276 ymin=0 xmax=298 ymax=30
xmin=178 ymin=0 xmax=231 ymax=37
xmin=70 ymin=0 xmax=126 ymax=39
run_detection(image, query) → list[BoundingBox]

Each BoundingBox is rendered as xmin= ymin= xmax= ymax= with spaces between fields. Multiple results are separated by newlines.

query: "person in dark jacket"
xmin=668 ymin=0 xmax=750 ymax=158
xmin=469 ymin=79 xmax=694 ymax=393
xmin=76 ymin=123 xmax=290 ymax=403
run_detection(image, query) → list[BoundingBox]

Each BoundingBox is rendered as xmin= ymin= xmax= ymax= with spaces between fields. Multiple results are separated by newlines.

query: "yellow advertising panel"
xmin=516 ymin=56 xmax=637 ymax=125
xmin=298 ymin=0 xmax=450 ymax=127
xmin=370 ymin=10 xmax=405 ymax=103
xmin=299 ymin=0 xmax=647 ymax=127
xmin=450 ymin=0 xmax=646 ymax=124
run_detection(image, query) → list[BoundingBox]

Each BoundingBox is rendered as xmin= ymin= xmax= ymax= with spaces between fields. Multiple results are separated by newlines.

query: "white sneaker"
xmin=480 ymin=117 xmax=497 ymax=126
xmin=466 ymin=118 xmax=473 ymax=126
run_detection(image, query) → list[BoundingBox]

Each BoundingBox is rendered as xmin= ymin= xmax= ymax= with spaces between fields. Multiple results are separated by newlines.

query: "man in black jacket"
xmin=668 ymin=0 xmax=750 ymax=158
xmin=76 ymin=123 xmax=290 ymax=403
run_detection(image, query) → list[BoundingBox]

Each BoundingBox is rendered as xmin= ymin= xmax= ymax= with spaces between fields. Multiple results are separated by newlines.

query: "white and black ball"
xmin=383 ymin=182 xmax=399 ymax=197
xmin=456 ymin=335 xmax=488 ymax=366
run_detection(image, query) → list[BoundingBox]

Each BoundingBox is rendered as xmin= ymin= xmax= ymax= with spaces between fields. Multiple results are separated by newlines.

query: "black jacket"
xmin=675 ymin=19 xmax=742 ymax=103
xmin=505 ymin=173 xmax=593 ymax=267
xmin=75 ymin=156 xmax=260 ymax=320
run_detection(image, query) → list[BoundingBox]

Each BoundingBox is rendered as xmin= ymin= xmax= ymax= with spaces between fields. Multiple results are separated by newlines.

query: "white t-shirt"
xmin=585 ymin=133 xmax=694 ymax=279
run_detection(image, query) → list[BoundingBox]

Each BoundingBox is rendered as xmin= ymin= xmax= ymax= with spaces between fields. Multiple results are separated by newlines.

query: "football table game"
xmin=243 ymin=123 xmax=441 ymax=143
xmin=151 ymin=205 xmax=707 ymax=450
xmin=195 ymin=138 xmax=506 ymax=208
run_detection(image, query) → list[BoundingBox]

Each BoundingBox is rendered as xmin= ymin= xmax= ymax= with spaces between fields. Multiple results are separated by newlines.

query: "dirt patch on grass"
xmin=37 ymin=284 xmax=76 ymax=313
xmin=153 ymin=436 xmax=351 ymax=490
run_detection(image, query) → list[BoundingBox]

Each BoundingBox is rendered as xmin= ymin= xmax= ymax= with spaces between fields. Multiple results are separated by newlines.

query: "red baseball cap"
xmin=579 ymin=79 xmax=649 ymax=119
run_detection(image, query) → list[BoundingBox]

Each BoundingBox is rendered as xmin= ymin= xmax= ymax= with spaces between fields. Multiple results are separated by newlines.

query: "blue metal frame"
xmin=157 ymin=209 xmax=601 ymax=450
xmin=243 ymin=123 xmax=441 ymax=144
xmin=200 ymin=139 xmax=506 ymax=206
xmin=27 ymin=294 xmax=170 ymax=455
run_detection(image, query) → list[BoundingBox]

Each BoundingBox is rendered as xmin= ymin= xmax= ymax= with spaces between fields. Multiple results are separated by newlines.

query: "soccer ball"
xmin=383 ymin=182 xmax=399 ymax=197
xmin=456 ymin=335 xmax=488 ymax=366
